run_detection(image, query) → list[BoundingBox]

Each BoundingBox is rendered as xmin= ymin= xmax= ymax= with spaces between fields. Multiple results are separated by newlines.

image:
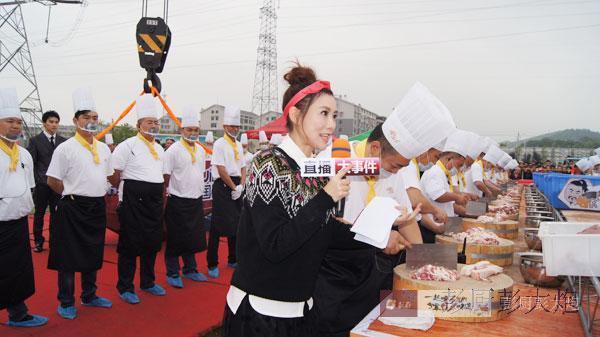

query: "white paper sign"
xmin=350 ymin=196 xmax=401 ymax=248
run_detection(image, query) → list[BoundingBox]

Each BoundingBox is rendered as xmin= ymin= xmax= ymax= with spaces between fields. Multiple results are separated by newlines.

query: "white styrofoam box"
xmin=538 ymin=222 xmax=600 ymax=277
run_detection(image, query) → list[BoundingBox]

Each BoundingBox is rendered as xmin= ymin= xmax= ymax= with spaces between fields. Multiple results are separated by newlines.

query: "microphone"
xmin=332 ymin=137 xmax=351 ymax=217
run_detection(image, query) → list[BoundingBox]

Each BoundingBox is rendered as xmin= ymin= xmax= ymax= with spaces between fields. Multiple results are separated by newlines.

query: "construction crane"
xmin=0 ymin=0 xmax=84 ymax=137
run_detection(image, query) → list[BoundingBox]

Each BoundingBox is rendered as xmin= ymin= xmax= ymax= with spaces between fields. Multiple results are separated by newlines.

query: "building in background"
xmin=257 ymin=110 xmax=281 ymax=127
xmin=501 ymin=145 xmax=596 ymax=163
xmin=159 ymin=115 xmax=182 ymax=134
xmin=334 ymin=96 xmax=380 ymax=136
xmin=200 ymin=104 xmax=258 ymax=137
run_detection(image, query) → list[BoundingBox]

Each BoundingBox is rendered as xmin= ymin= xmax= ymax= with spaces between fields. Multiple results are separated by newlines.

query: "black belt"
xmin=64 ymin=195 xmax=104 ymax=201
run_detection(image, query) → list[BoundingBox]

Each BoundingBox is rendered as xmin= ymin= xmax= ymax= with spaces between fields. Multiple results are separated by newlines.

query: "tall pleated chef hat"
xmin=442 ymin=129 xmax=471 ymax=157
xmin=258 ymin=130 xmax=268 ymax=143
xmin=105 ymin=134 xmax=114 ymax=145
xmin=483 ymin=144 xmax=504 ymax=165
xmin=462 ymin=131 xmax=484 ymax=159
xmin=223 ymin=105 xmax=241 ymax=126
xmin=205 ymin=131 xmax=214 ymax=144
xmin=240 ymin=133 xmax=248 ymax=145
xmin=0 ymin=88 xmax=21 ymax=120
xmin=589 ymin=155 xmax=600 ymax=168
xmin=181 ymin=105 xmax=199 ymax=128
xmin=466 ymin=134 xmax=489 ymax=159
xmin=382 ymin=82 xmax=456 ymax=159
xmin=136 ymin=94 xmax=159 ymax=120
xmin=575 ymin=158 xmax=591 ymax=172
xmin=595 ymin=147 xmax=600 ymax=156
xmin=72 ymin=87 xmax=96 ymax=113
xmin=270 ymin=133 xmax=283 ymax=145
xmin=498 ymin=153 xmax=512 ymax=168
xmin=504 ymin=159 xmax=518 ymax=170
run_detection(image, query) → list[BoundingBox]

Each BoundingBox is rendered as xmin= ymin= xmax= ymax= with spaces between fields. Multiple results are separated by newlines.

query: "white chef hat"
xmin=205 ymin=131 xmax=214 ymax=144
xmin=270 ymin=133 xmax=283 ymax=145
xmin=105 ymin=133 xmax=114 ymax=145
xmin=483 ymin=145 xmax=503 ymax=165
xmin=576 ymin=158 xmax=591 ymax=172
xmin=462 ymin=131 xmax=484 ymax=159
xmin=0 ymin=88 xmax=21 ymax=120
xmin=223 ymin=105 xmax=241 ymax=126
xmin=259 ymin=130 xmax=268 ymax=143
xmin=595 ymin=147 xmax=600 ymax=156
xmin=181 ymin=105 xmax=199 ymax=128
xmin=382 ymin=82 xmax=456 ymax=159
xmin=240 ymin=133 xmax=248 ymax=145
xmin=136 ymin=94 xmax=159 ymax=120
xmin=498 ymin=153 xmax=512 ymax=167
xmin=72 ymin=87 xmax=96 ymax=113
xmin=589 ymin=155 xmax=600 ymax=168
xmin=339 ymin=134 xmax=348 ymax=140
xmin=442 ymin=129 xmax=471 ymax=157
xmin=504 ymin=159 xmax=519 ymax=170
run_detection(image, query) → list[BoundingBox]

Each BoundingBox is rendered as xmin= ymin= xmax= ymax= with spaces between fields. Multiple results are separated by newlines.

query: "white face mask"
xmin=380 ymin=167 xmax=393 ymax=179
xmin=143 ymin=127 xmax=160 ymax=137
xmin=0 ymin=133 xmax=19 ymax=142
xmin=78 ymin=122 xmax=99 ymax=133
xmin=183 ymin=134 xmax=199 ymax=142
xmin=418 ymin=162 xmax=433 ymax=171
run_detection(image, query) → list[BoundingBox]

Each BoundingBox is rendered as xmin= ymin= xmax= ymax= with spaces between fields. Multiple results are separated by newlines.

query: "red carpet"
xmin=0 ymin=215 xmax=231 ymax=337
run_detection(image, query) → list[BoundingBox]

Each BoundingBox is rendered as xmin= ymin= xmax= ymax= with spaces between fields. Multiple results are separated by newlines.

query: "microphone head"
xmin=332 ymin=137 xmax=351 ymax=158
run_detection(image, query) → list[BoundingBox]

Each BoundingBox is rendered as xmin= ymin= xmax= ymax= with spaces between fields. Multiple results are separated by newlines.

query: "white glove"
xmin=235 ymin=184 xmax=244 ymax=193
xmin=231 ymin=189 xmax=242 ymax=200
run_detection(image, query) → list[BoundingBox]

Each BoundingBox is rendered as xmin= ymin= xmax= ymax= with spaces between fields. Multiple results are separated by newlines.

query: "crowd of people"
xmin=509 ymin=157 xmax=600 ymax=180
xmin=1 ymin=62 xmax=598 ymax=336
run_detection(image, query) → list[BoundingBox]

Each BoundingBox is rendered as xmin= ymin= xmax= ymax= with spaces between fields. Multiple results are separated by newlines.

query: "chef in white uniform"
xmin=0 ymin=88 xmax=48 ymax=328
xmin=240 ymin=133 xmax=254 ymax=170
xmin=110 ymin=94 xmax=167 ymax=304
xmin=163 ymin=106 xmax=208 ymax=288
xmin=207 ymin=105 xmax=246 ymax=279
xmin=464 ymin=134 xmax=492 ymax=198
xmin=421 ymin=129 xmax=472 ymax=218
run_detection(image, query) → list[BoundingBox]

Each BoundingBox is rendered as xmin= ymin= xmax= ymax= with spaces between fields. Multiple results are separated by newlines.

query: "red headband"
xmin=283 ymin=80 xmax=331 ymax=118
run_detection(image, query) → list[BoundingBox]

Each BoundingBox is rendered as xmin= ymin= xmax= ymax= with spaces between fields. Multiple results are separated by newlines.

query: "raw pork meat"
xmin=410 ymin=264 xmax=459 ymax=282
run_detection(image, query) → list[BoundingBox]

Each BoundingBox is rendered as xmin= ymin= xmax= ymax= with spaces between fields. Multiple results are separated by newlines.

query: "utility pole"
xmin=250 ymin=0 xmax=278 ymax=128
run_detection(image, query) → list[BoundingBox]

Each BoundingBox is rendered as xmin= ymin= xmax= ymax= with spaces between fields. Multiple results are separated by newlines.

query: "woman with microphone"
xmin=223 ymin=64 xmax=349 ymax=336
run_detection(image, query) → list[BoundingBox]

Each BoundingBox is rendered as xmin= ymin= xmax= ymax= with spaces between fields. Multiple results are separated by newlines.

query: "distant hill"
xmin=504 ymin=129 xmax=600 ymax=148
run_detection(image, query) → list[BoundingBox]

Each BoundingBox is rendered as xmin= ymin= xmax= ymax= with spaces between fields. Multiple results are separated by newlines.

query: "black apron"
xmin=211 ymin=177 xmax=242 ymax=237
xmin=314 ymin=223 xmax=380 ymax=337
xmin=48 ymin=195 xmax=106 ymax=272
xmin=164 ymin=195 xmax=206 ymax=257
xmin=0 ymin=217 xmax=35 ymax=309
xmin=419 ymin=220 xmax=437 ymax=244
xmin=117 ymin=179 xmax=164 ymax=256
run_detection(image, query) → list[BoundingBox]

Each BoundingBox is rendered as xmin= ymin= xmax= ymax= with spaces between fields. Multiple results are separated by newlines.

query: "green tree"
xmin=111 ymin=124 xmax=137 ymax=144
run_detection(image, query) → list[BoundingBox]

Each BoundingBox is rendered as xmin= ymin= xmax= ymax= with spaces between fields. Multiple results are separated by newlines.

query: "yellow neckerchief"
xmin=0 ymin=139 xmax=19 ymax=171
xmin=180 ymin=139 xmax=197 ymax=164
xmin=412 ymin=158 xmax=421 ymax=179
xmin=457 ymin=169 xmax=467 ymax=191
xmin=223 ymin=132 xmax=240 ymax=161
xmin=355 ymin=139 xmax=377 ymax=205
xmin=74 ymin=131 xmax=100 ymax=165
xmin=491 ymin=167 xmax=495 ymax=178
xmin=137 ymin=133 xmax=158 ymax=160
xmin=475 ymin=159 xmax=487 ymax=179
xmin=436 ymin=160 xmax=454 ymax=192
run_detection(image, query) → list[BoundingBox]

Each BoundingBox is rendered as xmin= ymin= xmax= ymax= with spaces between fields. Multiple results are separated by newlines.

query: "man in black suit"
xmin=27 ymin=111 xmax=66 ymax=252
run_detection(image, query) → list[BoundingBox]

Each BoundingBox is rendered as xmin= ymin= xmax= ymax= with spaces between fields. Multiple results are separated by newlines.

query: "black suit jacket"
xmin=27 ymin=132 xmax=67 ymax=185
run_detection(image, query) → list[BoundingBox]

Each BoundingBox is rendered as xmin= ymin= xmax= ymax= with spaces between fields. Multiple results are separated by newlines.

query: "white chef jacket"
xmin=343 ymin=141 xmax=413 ymax=224
xmin=46 ymin=137 xmax=113 ymax=197
xmin=421 ymin=164 xmax=455 ymax=217
xmin=211 ymin=136 xmax=245 ymax=178
xmin=0 ymin=145 xmax=34 ymax=221
xmin=163 ymin=141 xmax=206 ymax=199
xmin=111 ymin=135 xmax=165 ymax=183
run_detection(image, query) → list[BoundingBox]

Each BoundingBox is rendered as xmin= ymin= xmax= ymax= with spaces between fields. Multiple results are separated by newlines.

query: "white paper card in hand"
xmin=350 ymin=196 xmax=401 ymax=248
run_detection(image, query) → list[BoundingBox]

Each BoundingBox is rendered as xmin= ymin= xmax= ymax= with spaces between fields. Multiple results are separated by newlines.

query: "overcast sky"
xmin=2 ymin=0 xmax=599 ymax=141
